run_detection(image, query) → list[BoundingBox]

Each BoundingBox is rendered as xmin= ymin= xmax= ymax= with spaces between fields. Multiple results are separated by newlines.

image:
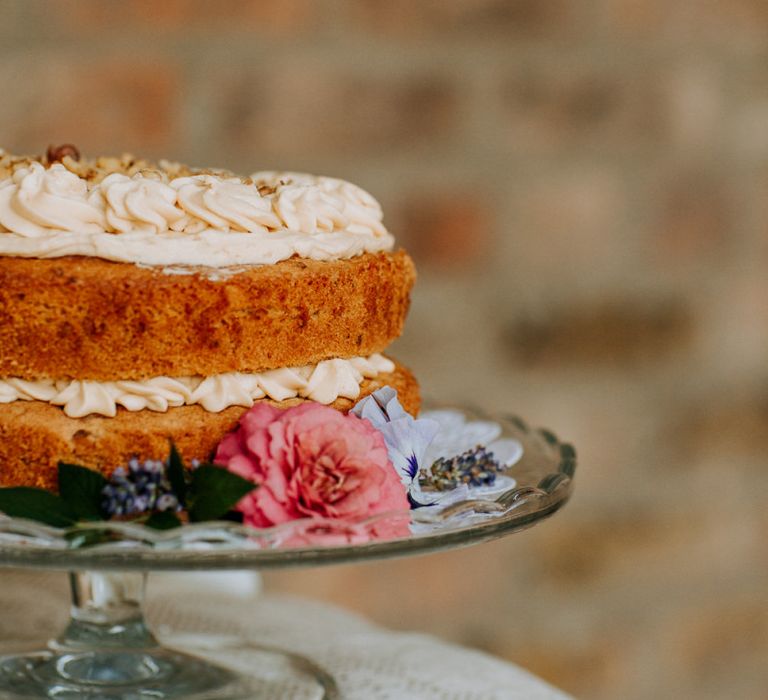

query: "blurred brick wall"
xmin=3 ymin=2 xmax=768 ymax=698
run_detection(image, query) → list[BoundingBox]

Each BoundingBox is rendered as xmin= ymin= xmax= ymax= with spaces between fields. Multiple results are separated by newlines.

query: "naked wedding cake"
xmin=0 ymin=146 xmax=418 ymax=489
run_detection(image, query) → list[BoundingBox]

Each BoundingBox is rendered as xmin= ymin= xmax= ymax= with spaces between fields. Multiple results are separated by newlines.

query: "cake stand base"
xmin=0 ymin=572 xmax=337 ymax=700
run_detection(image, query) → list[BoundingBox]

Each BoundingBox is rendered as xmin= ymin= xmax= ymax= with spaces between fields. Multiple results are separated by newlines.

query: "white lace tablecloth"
xmin=0 ymin=570 xmax=572 ymax=700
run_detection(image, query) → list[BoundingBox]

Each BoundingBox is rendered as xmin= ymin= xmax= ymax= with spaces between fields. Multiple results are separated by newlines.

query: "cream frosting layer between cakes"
xmin=0 ymin=163 xmax=393 ymax=267
xmin=0 ymin=354 xmax=395 ymax=418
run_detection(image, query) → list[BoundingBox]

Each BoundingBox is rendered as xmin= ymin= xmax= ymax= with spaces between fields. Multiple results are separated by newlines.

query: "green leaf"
xmin=0 ymin=488 xmax=76 ymax=528
xmin=145 ymin=511 xmax=183 ymax=531
xmin=57 ymin=462 xmax=108 ymax=520
xmin=166 ymin=442 xmax=188 ymax=508
xmin=188 ymin=465 xmax=257 ymax=523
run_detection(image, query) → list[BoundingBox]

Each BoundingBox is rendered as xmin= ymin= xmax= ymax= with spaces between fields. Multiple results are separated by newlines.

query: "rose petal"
xmin=216 ymin=399 xmax=410 ymax=538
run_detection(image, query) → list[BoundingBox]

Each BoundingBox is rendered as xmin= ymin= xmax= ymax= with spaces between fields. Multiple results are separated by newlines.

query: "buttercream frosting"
xmin=92 ymin=172 xmax=185 ymax=234
xmin=0 ymin=163 xmax=104 ymax=236
xmin=252 ymin=171 xmax=386 ymax=237
xmin=0 ymin=164 xmax=393 ymax=267
xmin=171 ymin=175 xmax=282 ymax=234
xmin=0 ymin=354 xmax=395 ymax=418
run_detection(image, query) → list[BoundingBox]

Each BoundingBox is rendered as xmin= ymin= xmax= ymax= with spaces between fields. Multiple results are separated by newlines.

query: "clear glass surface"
xmin=0 ymin=408 xmax=576 ymax=571
xmin=0 ymin=407 xmax=575 ymax=698
xmin=0 ymin=570 xmax=338 ymax=699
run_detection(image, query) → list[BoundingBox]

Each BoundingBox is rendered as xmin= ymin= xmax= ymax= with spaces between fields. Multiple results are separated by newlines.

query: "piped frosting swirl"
xmin=93 ymin=172 xmax=185 ymax=234
xmin=0 ymin=354 xmax=395 ymax=418
xmin=0 ymin=159 xmax=393 ymax=267
xmin=0 ymin=163 xmax=104 ymax=236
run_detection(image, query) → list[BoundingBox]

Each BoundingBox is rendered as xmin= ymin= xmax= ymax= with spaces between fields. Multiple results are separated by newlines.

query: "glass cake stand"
xmin=0 ymin=407 xmax=576 ymax=699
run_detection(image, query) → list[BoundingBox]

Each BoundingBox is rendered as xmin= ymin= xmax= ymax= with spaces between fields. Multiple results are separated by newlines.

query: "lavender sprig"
xmin=419 ymin=445 xmax=504 ymax=492
xmin=101 ymin=458 xmax=181 ymax=517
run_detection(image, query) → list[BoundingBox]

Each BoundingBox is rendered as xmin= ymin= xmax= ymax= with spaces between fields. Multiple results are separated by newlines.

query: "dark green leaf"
xmin=0 ymin=488 xmax=76 ymax=528
xmin=166 ymin=441 xmax=188 ymax=508
xmin=57 ymin=462 xmax=108 ymax=520
xmin=188 ymin=465 xmax=257 ymax=522
xmin=145 ymin=511 xmax=183 ymax=531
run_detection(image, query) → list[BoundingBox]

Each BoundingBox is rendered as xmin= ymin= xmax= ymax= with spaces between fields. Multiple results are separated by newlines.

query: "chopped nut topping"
xmin=46 ymin=143 xmax=81 ymax=163
xmin=255 ymin=178 xmax=290 ymax=196
xmin=257 ymin=183 xmax=279 ymax=196
xmin=0 ymin=148 xmax=215 ymax=184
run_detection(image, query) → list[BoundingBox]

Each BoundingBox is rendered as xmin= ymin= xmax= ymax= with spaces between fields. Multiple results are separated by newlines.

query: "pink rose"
xmin=214 ymin=402 xmax=410 ymax=544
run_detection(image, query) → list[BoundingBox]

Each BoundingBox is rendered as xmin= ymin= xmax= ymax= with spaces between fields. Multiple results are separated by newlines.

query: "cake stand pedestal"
xmin=0 ymin=570 xmax=337 ymax=699
xmin=0 ymin=409 xmax=575 ymax=699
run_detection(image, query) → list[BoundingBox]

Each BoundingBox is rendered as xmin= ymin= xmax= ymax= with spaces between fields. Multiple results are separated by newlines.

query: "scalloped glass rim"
xmin=0 ymin=407 xmax=576 ymax=570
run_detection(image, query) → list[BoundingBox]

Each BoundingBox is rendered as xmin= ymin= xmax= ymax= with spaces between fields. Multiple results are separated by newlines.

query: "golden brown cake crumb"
xmin=0 ymin=149 xmax=420 ymax=492
xmin=0 ymin=250 xmax=415 ymax=381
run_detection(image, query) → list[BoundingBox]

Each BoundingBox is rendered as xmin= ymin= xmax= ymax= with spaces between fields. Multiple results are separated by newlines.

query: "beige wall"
xmin=3 ymin=2 xmax=768 ymax=698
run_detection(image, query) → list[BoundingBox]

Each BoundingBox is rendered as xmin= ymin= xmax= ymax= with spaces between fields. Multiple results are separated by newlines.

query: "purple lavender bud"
xmin=101 ymin=457 xmax=182 ymax=517
xmin=419 ymin=445 xmax=504 ymax=492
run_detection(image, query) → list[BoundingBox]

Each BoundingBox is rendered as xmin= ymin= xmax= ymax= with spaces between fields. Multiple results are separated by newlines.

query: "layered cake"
xmin=0 ymin=147 xmax=418 ymax=489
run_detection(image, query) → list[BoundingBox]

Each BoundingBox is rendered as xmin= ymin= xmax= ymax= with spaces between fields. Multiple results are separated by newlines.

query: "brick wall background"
xmin=3 ymin=2 xmax=768 ymax=698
